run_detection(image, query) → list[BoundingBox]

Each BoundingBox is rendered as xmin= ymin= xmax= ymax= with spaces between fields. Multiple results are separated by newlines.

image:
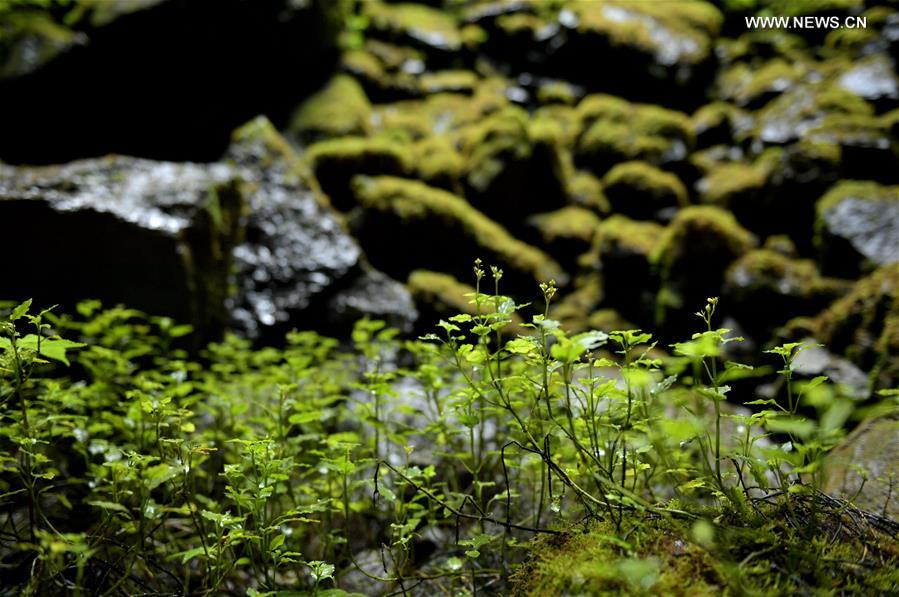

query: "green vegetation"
xmin=2 ymin=275 xmax=897 ymax=595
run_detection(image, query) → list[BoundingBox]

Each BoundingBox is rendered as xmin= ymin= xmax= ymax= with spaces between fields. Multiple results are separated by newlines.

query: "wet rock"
xmin=0 ymin=117 xmax=412 ymax=343
xmin=723 ymin=249 xmax=851 ymax=338
xmin=837 ymin=53 xmax=899 ymax=108
xmin=288 ymin=74 xmax=373 ymax=143
xmin=816 ymin=181 xmax=899 ymax=277
xmin=653 ymin=206 xmax=756 ymax=331
xmin=822 ymin=411 xmax=899 ymax=519
xmin=226 ymin=118 xmax=411 ymax=339
xmin=0 ymin=156 xmax=243 ymax=341
xmin=350 ymin=175 xmax=567 ymax=295
xmin=602 ymin=161 xmax=688 ymax=221
xmin=792 ymin=342 xmax=871 ymax=401
xmin=327 ymin=269 xmax=416 ymax=334
xmin=590 ymin=215 xmax=664 ymax=325
xmin=575 ymin=94 xmax=694 ymax=175
xmin=0 ymin=0 xmax=345 ymax=163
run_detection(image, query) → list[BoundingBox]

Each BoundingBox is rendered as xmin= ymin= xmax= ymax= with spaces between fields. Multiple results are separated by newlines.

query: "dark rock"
xmin=0 ymin=0 xmax=346 ymax=164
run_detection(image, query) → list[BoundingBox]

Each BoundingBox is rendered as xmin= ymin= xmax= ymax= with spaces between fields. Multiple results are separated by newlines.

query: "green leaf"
xmin=269 ymin=534 xmax=286 ymax=551
xmin=10 ymin=299 xmax=32 ymax=321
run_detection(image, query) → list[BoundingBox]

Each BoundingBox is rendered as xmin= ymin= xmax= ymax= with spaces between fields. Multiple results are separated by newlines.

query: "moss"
xmin=602 ymin=161 xmax=688 ymax=219
xmin=528 ymin=207 xmax=600 ymax=246
xmin=653 ymin=206 xmax=755 ymax=268
xmin=459 ymin=106 xmax=568 ymax=220
xmin=306 ymin=136 xmax=411 ymax=210
xmin=805 ymin=113 xmax=891 ymax=149
xmin=351 ymin=175 xmax=566 ymax=290
xmin=340 ymin=43 xmax=419 ymax=98
xmin=411 ymin=136 xmax=464 ymax=190
xmin=419 ymin=70 xmax=479 ymax=95
xmin=566 ymin=171 xmax=610 ymax=213
xmin=289 ymin=74 xmax=372 ymax=141
xmin=364 ymin=1 xmax=461 ymax=52
xmin=536 ymin=80 xmax=581 ymax=106
xmin=587 ymin=308 xmax=635 ymax=333
xmin=596 ymin=214 xmax=664 ymax=258
xmin=696 ymin=159 xmax=770 ymax=206
xmin=408 ymin=269 xmax=525 ymax=332
xmin=512 ymin=505 xmax=899 ymax=596
xmin=576 ymin=94 xmax=694 ymax=171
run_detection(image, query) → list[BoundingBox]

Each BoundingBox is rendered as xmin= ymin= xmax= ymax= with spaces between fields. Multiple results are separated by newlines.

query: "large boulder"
xmin=0 ymin=118 xmax=414 ymax=341
xmin=0 ymin=0 xmax=345 ymax=164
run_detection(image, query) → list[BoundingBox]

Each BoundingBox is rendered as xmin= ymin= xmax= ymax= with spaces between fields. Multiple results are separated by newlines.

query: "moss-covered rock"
xmin=717 ymin=58 xmax=807 ymax=109
xmin=288 ymin=74 xmax=372 ymax=142
xmin=511 ymin=507 xmax=899 ymax=596
xmin=591 ymin=215 xmax=664 ymax=324
xmin=602 ymin=161 xmax=688 ymax=220
xmin=724 ymin=249 xmax=851 ymax=337
xmin=411 ymin=136 xmax=465 ymax=191
xmin=575 ymin=94 xmax=694 ymax=174
xmin=823 ymin=410 xmax=899 ymax=519
xmin=653 ymin=206 xmax=756 ymax=329
xmin=460 ymin=106 xmax=568 ymax=227
xmin=816 ymin=181 xmax=899 ymax=277
xmin=752 ymin=82 xmax=873 ymax=146
xmin=566 ymin=170 xmax=610 ymax=213
xmin=526 ymin=207 xmax=601 ymax=269
xmin=691 ymin=102 xmax=753 ymax=149
xmin=536 ymin=79 xmax=583 ymax=106
xmin=306 ymin=136 xmax=411 ymax=211
xmin=419 ymin=70 xmax=479 ymax=95
xmin=341 ymin=41 xmax=421 ymax=101
xmin=363 ymin=1 xmax=462 ymax=54
xmin=351 ymin=175 xmax=566 ymax=294
xmin=806 ymin=263 xmax=899 ymax=390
